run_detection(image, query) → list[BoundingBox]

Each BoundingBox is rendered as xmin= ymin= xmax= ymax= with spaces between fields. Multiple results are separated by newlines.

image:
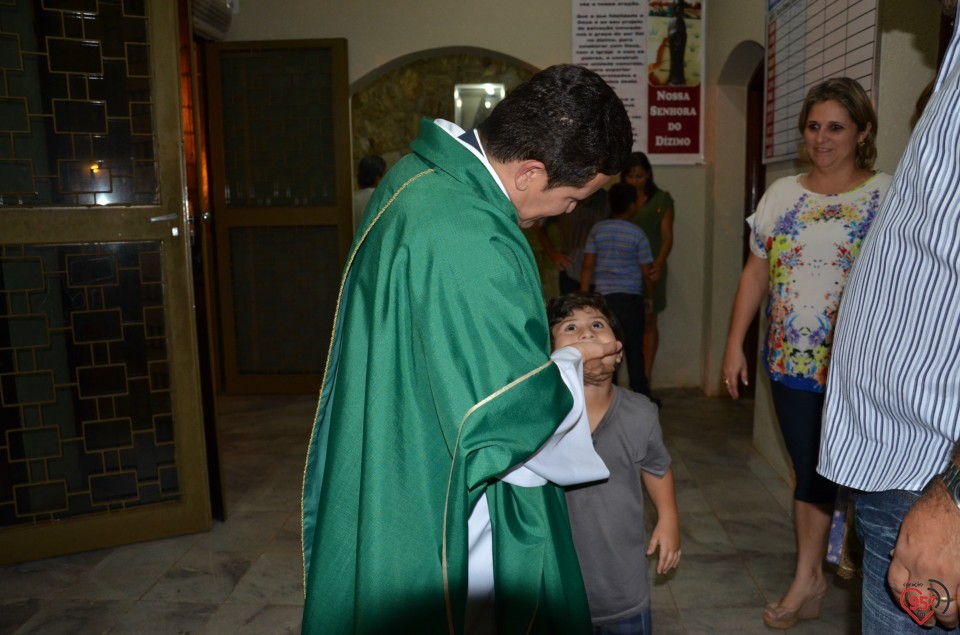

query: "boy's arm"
xmin=580 ymin=252 xmax=597 ymax=291
xmin=642 ymin=467 xmax=681 ymax=574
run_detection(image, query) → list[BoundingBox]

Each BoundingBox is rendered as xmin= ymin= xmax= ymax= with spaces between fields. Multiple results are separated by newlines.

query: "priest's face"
xmin=515 ymin=172 xmax=611 ymax=228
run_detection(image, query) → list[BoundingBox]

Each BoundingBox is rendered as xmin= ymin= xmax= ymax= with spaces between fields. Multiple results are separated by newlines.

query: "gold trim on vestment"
xmin=441 ymin=359 xmax=554 ymax=633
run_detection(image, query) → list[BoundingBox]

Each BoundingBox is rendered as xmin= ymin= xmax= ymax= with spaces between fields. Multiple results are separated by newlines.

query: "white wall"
xmin=875 ymin=1 xmax=942 ymax=173
xmin=225 ymin=0 xmax=941 ymax=402
xmin=226 ymin=1 xmax=574 ymax=84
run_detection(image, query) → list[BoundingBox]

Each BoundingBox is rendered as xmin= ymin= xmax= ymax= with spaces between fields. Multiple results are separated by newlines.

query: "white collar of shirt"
xmin=432 ymin=118 xmax=509 ymax=198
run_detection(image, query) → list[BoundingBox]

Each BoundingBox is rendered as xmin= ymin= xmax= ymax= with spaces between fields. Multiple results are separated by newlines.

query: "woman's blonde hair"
xmin=797 ymin=77 xmax=878 ymax=170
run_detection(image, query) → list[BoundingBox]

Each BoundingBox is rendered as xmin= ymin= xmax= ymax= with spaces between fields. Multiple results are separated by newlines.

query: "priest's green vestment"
xmin=301 ymin=119 xmax=593 ymax=634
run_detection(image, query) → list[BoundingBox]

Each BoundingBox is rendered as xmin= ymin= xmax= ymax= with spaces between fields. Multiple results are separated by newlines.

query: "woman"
xmin=722 ymin=77 xmax=891 ymax=630
xmin=622 ymin=152 xmax=674 ymax=386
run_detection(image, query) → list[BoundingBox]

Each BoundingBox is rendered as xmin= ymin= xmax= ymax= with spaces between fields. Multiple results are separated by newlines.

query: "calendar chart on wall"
xmin=765 ymin=0 xmax=878 ymax=162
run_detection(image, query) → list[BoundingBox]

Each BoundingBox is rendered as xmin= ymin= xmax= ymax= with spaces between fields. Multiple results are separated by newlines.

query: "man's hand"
xmin=569 ymin=340 xmax=622 ymax=385
xmin=887 ymin=479 xmax=960 ymax=629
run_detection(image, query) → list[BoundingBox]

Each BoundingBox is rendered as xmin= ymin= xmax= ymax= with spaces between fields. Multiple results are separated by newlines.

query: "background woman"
xmin=621 ymin=152 xmax=674 ymax=387
xmin=721 ymin=77 xmax=891 ymax=630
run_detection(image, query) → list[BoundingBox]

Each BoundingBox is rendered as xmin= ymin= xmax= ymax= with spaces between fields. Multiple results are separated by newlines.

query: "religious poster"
xmin=573 ymin=0 xmax=705 ymax=165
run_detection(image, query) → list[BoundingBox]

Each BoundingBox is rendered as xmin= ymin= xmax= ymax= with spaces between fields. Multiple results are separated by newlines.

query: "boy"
xmin=548 ymin=291 xmax=681 ymax=634
xmin=580 ymin=182 xmax=654 ymax=396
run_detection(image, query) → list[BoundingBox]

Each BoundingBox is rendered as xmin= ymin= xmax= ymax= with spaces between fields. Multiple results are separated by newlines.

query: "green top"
xmin=301 ymin=119 xmax=592 ymax=634
xmin=631 ymin=187 xmax=674 ymax=313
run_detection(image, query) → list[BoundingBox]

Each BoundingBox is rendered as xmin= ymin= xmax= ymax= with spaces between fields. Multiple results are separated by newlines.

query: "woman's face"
xmin=623 ymin=165 xmax=649 ymax=191
xmin=802 ymin=99 xmax=866 ymax=173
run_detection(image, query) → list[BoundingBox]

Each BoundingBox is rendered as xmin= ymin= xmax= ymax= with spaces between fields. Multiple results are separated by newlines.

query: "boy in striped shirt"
xmin=580 ymin=182 xmax=654 ymax=396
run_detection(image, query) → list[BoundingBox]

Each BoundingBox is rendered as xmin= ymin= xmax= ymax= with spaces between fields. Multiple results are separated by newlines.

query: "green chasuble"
xmin=301 ymin=119 xmax=592 ymax=634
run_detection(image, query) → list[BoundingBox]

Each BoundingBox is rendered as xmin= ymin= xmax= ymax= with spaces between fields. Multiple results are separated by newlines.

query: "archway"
xmin=349 ymin=48 xmax=537 ymax=169
xmin=702 ymin=39 xmax=764 ymax=396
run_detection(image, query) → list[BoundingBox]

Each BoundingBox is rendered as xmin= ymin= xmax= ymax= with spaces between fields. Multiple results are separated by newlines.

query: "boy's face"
xmin=551 ymin=307 xmax=622 ymax=383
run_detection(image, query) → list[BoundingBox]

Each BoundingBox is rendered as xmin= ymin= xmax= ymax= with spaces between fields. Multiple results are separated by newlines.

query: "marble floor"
xmin=0 ymin=389 xmax=860 ymax=634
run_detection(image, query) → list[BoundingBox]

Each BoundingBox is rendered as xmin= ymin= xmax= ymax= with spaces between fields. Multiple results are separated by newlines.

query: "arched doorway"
xmin=349 ymin=48 xmax=537 ymax=171
xmin=702 ymin=40 xmax=764 ymax=396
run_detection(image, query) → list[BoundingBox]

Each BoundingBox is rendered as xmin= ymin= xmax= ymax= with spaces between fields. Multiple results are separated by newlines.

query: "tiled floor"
xmin=0 ymin=389 xmax=860 ymax=634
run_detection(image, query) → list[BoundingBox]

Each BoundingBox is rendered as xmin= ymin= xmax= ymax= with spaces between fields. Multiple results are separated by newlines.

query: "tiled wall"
xmin=0 ymin=0 xmax=158 ymax=206
xmin=0 ymin=241 xmax=178 ymax=527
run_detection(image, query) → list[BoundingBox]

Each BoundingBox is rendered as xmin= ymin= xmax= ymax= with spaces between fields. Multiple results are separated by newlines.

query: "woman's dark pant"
xmin=769 ymin=380 xmax=838 ymax=503
xmin=603 ymin=292 xmax=649 ymax=396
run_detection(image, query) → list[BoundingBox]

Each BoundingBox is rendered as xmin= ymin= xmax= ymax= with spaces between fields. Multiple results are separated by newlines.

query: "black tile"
xmin=52 ymin=99 xmax=107 ymax=134
xmin=71 ymin=308 xmax=122 ymax=344
xmin=14 ymin=481 xmax=67 ymax=514
xmin=89 ymin=471 xmax=137 ymax=503
xmin=6 ymin=426 xmax=59 ymax=461
xmin=76 ymin=363 xmax=126 ymax=398
xmin=47 ymin=38 xmax=102 ymax=75
xmin=66 ymin=253 xmax=117 ymax=286
xmin=83 ymin=417 xmax=132 ymax=451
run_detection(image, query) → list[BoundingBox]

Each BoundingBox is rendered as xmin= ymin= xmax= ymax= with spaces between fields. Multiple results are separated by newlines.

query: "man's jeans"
xmin=854 ymin=490 xmax=957 ymax=633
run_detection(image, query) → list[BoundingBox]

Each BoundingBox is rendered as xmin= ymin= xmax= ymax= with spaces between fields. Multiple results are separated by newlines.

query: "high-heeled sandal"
xmin=762 ymin=588 xmax=827 ymax=630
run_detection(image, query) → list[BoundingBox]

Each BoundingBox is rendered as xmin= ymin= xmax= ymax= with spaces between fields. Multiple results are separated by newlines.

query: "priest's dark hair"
xmin=477 ymin=65 xmax=633 ymax=189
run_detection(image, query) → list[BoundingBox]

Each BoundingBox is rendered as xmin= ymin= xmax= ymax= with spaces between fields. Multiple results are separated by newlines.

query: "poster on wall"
xmin=764 ymin=0 xmax=877 ymax=162
xmin=572 ymin=0 xmax=705 ymax=165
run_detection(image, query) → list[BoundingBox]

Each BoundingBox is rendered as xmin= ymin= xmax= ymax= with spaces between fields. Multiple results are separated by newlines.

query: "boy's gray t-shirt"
xmin=565 ymin=385 xmax=671 ymax=625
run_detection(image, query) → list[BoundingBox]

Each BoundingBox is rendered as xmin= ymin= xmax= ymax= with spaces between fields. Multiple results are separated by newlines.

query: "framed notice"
xmin=764 ymin=0 xmax=878 ymax=162
xmin=573 ymin=0 xmax=705 ymax=165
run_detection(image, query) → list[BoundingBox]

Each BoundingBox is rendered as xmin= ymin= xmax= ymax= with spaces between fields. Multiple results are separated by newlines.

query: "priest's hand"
xmin=570 ymin=340 xmax=622 ymax=385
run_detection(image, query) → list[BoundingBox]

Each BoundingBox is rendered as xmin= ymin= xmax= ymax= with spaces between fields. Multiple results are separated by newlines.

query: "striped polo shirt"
xmin=818 ymin=26 xmax=960 ymax=491
xmin=584 ymin=219 xmax=653 ymax=295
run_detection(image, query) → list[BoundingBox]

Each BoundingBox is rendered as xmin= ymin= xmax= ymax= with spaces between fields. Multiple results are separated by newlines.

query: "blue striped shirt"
xmin=818 ymin=26 xmax=960 ymax=491
xmin=584 ymin=219 xmax=653 ymax=295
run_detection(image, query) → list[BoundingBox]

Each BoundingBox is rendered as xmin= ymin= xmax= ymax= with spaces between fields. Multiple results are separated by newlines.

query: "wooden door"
xmin=206 ymin=40 xmax=351 ymax=394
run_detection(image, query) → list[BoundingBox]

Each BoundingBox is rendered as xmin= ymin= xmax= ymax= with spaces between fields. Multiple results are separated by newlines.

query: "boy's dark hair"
xmin=608 ymin=182 xmax=637 ymax=217
xmin=620 ymin=151 xmax=657 ymax=198
xmin=357 ymin=155 xmax=386 ymax=188
xmin=477 ymin=65 xmax=633 ymax=189
xmin=546 ymin=291 xmax=624 ymax=345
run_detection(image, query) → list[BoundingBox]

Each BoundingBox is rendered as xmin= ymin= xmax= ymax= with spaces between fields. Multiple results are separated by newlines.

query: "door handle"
xmin=150 ymin=213 xmax=178 ymax=222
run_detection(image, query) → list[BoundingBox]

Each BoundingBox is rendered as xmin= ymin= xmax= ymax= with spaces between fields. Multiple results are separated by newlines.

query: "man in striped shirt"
xmin=818 ymin=0 xmax=960 ymax=631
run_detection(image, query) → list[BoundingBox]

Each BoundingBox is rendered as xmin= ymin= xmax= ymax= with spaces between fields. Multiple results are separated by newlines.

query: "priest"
xmin=302 ymin=64 xmax=633 ymax=634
